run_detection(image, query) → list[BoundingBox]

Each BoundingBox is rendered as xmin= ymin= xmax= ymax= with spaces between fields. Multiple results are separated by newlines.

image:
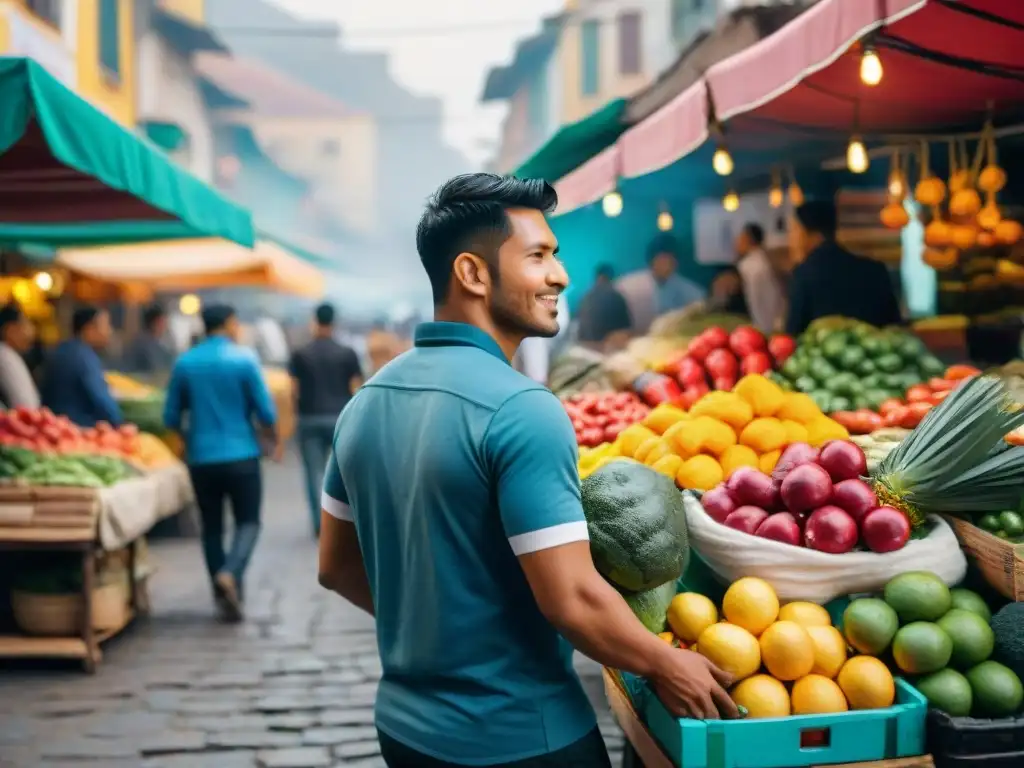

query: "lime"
xmin=938 ymin=609 xmax=995 ymax=669
xmin=966 ymin=661 xmax=1024 ymax=718
xmin=843 ymin=598 xmax=900 ymax=656
xmin=949 ymin=588 xmax=992 ymax=624
xmin=884 ymin=571 xmax=952 ymax=623
xmin=915 ymin=668 xmax=973 ymax=717
xmin=977 ymin=514 xmax=1001 ymax=533
xmin=892 ymin=622 xmax=953 ymax=675
xmin=998 ymin=511 xmax=1024 ymax=537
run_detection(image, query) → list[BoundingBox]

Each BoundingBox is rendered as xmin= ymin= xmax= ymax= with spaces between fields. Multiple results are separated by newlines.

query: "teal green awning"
xmin=0 ymin=57 xmax=254 ymax=248
xmin=513 ymin=98 xmax=627 ymax=183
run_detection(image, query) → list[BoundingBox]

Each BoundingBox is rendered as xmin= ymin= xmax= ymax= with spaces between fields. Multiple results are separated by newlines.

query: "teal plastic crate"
xmin=643 ymin=677 xmax=926 ymax=768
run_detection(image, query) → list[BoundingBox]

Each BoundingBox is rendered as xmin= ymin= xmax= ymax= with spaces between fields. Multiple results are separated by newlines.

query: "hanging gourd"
xmin=881 ymin=203 xmax=909 ymax=229
xmin=995 ymin=219 xmax=1023 ymax=245
xmin=915 ymin=142 xmax=946 ymax=206
xmin=922 ymin=247 xmax=959 ymax=271
xmin=788 ymin=180 xmax=804 ymax=207
xmin=977 ymin=231 xmax=997 ymax=248
xmin=880 ymin=148 xmax=910 ymax=229
xmin=948 ymin=140 xmax=971 ymax=194
xmin=950 ymin=224 xmax=979 ymax=250
xmin=949 ymin=135 xmax=984 ymax=218
xmin=976 ymin=125 xmax=1003 ymax=231
xmin=924 ymin=218 xmax=953 ymax=248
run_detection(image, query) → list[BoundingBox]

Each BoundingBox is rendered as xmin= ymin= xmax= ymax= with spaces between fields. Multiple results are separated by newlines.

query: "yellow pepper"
xmin=734 ymin=374 xmax=786 ymax=417
xmin=618 ymin=423 xmax=658 ymax=458
xmin=642 ymin=439 xmax=677 ymax=467
xmin=759 ymin=450 xmax=782 ymax=474
xmin=781 ymin=420 xmax=810 ymax=444
xmin=720 ymin=444 xmax=759 ymax=478
xmin=672 ymin=416 xmax=737 ymax=458
xmin=805 ymin=417 xmax=850 ymax=447
xmin=739 ymin=417 xmax=788 ymax=454
xmin=676 ymin=454 xmax=724 ymax=491
xmin=642 ymin=403 xmax=689 ymax=435
xmin=651 ymin=453 xmax=684 ymax=480
xmin=775 ymin=393 xmax=823 ymax=424
xmin=689 ymin=391 xmax=754 ymax=432
xmin=578 ymin=442 xmax=615 ymax=473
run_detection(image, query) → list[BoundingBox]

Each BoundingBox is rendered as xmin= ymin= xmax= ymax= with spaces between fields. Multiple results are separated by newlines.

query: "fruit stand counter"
xmin=0 ymin=462 xmax=194 ymax=672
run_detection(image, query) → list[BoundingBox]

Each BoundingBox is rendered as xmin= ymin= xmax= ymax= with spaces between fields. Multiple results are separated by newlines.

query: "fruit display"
xmin=844 ymin=572 xmax=1023 ymax=719
xmin=563 ymin=391 xmax=651 ymax=448
xmin=0 ymin=446 xmax=137 ymax=488
xmin=700 ymin=439 xmax=914 ymax=554
xmin=0 ymin=407 xmax=141 ymax=458
xmin=578 ymin=374 xmax=850 ymax=490
xmin=967 ymin=509 xmax=1024 ymax=542
xmin=548 ymin=346 xmax=614 ymax=397
xmin=658 ymin=325 xmax=796 ymax=406
xmin=775 ymin=317 xmax=945 ymax=414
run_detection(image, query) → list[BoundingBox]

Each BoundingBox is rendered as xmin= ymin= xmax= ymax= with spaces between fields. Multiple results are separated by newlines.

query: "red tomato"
xmin=768 ymin=334 xmax=797 ymax=364
xmin=740 ymin=352 xmax=772 ymax=376
xmin=906 ymin=385 xmax=933 ymax=404
xmin=675 ymin=356 xmax=707 ymax=388
xmin=945 ymin=364 xmax=981 ymax=381
xmin=929 ymin=389 xmax=951 ymax=405
xmin=705 ymin=349 xmax=739 ymax=380
xmin=686 ymin=336 xmax=716 ymax=364
xmin=862 ymin=411 xmax=884 ymax=432
xmin=883 ymin=406 xmax=909 ymax=428
xmin=578 ymin=427 xmax=605 ymax=447
xmin=712 ymin=377 xmax=736 ymax=392
xmin=611 ymin=392 xmax=636 ymax=409
xmin=728 ymin=326 xmax=767 ymax=358
xmin=831 ymin=411 xmax=856 ymax=429
xmin=907 ymin=402 xmax=934 ymax=425
xmin=604 ymin=422 xmax=629 ymax=442
xmin=928 ymin=378 xmax=956 ymax=392
xmin=702 ymin=327 xmax=730 ymax=350
xmin=878 ymin=399 xmax=906 ymax=417
xmin=679 ymin=388 xmax=705 ymax=410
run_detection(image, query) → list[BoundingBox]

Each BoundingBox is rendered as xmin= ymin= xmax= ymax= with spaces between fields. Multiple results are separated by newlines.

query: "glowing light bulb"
xmin=722 ymin=191 xmax=740 ymax=212
xmin=179 ymin=293 xmax=201 ymax=316
xmin=769 ymin=186 xmax=784 ymax=209
xmin=788 ymin=183 xmax=804 ymax=207
xmin=847 ymin=138 xmax=869 ymax=174
xmin=860 ymin=48 xmax=883 ymax=86
xmin=712 ymin=147 xmax=734 ymax=176
xmin=888 ymin=170 xmax=906 ymax=199
xmin=33 ymin=272 xmax=53 ymax=292
xmin=601 ymin=191 xmax=623 ymax=217
xmin=656 ymin=211 xmax=674 ymax=231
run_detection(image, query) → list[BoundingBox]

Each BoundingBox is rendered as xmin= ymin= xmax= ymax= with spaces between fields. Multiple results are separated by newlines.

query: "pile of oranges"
xmin=664 ymin=577 xmax=896 ymax=718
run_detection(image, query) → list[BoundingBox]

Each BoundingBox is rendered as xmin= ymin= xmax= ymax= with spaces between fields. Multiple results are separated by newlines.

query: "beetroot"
xmin=701 ymin=484 xmax=737 ymax=523
xmin=723 ymin=506 xmax=769 ymax=534
xmin=780 ymin=463 xmax=832 ymax=513
xmin=755 ymin=512 xmax=803 ymax=547
xmin=771 ymin=442 xmax=820 ymax=485
xmin=831 ymin=479 xmax=878 ymax=525
xmin=818 ymin=440 xmax=868 ymax=483
xmin=803 ymin=505 xmax=859 ymax=554
xmin=726 ymin=467 xmax=777 ymax=509
xmin=861 ymin=506 xmax=911 ymax=553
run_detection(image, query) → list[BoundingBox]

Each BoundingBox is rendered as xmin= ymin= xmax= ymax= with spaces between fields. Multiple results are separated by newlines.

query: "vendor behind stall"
xmin=0 ymin=303 xmax=40 ymax=408
xmin=122 ymin=303 xmax=174 ymax=375
xmin=617 ymin=234 xmax=705 ymax=334
xmin=41 ymin=306 xmax=122 ymax=427
xmin=786 ymin=200 xmax=901 ymax=336
xmin=576 ymin=263 xmax=632 ymax=350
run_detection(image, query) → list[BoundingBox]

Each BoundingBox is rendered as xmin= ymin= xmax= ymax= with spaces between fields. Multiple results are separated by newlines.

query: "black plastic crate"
xmin=928 ymin=709 xmax=1024 ymax=768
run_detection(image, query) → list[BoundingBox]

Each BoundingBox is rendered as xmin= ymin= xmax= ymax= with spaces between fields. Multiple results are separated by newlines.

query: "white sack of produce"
xmin=683 ymin=493 xmax=966 ymax=603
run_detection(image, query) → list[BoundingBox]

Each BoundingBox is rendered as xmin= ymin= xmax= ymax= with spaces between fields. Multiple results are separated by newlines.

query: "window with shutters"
xmin=580 ymin=19 xmax=600 ymax=96
xmin=26 ymin=0 xmax=61 ymax=27
xmin=99 ymin=0 xmax=121 ymax=80
xmin=618 ymin=12 xmax=642 ymax=76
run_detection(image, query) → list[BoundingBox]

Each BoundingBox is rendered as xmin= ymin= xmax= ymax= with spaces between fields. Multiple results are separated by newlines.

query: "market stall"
xmin=0 ymin=409 xmax=192 ymax=672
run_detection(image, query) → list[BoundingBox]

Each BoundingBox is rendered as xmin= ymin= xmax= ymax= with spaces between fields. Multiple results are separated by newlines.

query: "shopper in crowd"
xmin=576 ymin=263 xmax=633 ymax=350
xmin=0 ymin=303 xmax=40 ymax=408
xmin=735 ymin=222 xmax=787 ymax=333
xmin=290 ymin=302 xmax=363 ymax=538
xmin=708 ymin=265 xmax=748 ymax=315
xmin=616 ymin=234 xmax=705 ymax=334
xmin=317 ymin=173 xmax=737 ymax=768
xmin=122 ymin=303 xmax=174 ymax=375
xmin=786 ymin=200 xmax=901 ymax=335
xmin=41 ymin=306 xmax=122 ymax=428
xmin=164 ymin=304 xmax=281 ymax=623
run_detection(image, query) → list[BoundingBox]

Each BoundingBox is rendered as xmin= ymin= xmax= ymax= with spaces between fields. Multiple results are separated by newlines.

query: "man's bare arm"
xmin=317 ymin=513 xmax=374 ymax=616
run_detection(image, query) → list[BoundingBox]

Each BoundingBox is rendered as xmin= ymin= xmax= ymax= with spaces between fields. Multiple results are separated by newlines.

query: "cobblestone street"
xmin=0 ymin=453 xmax=624 ymax=767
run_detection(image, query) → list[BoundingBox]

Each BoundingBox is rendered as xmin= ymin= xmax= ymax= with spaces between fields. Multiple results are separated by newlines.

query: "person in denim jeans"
xmin=289 ymin=303 xmax=363 ymax=536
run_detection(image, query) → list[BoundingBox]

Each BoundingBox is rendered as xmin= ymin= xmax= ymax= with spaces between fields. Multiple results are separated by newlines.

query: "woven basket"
xmin=11 ymin=578 xmax=129 ymax=636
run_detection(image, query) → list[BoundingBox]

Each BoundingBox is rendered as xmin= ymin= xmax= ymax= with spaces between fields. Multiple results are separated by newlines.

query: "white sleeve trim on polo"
xmin=321 ymin=492 xmax=353 ymax=521
xmin=508 ymin=520 xmax=590 ymax=556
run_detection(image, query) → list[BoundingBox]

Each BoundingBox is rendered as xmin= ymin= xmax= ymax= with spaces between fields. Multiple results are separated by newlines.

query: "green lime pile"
xmin=770 ymin=317 xmax=944 ymax=414
xmin=974 ymin=510 xmax=1024 ymax=541
xmin=842 ymin=571 xmax=1022 ymax=718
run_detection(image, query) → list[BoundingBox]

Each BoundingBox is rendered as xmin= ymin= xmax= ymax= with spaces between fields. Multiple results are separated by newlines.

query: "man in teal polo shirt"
xmin=317 ymin=174 xmax=737 ymax=767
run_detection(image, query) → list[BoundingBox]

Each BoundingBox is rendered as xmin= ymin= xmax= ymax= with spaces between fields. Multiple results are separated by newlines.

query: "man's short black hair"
xmin=646 ymin=234 xmax=679 ymax=262
xmin=201 ymin=303 xmax=235 ymax=335
xmin=742 ymin=222 xmax=765 ymax=246
xmin=0 ymin=303 xmax=23 ymax=332
xmin=415 ymin=173 xmax=558 ymax=305
xmin=795 ymin=200 xmax=838 ymax=239
xmin=142 ymin=303 xmax=165 ymax=331
xmin=72 ymin=306 xmax=101 ymax=336
xmin=595 ymin=263 xmax=615 ymax=280
xmin=314 ymin=302 xmax=335 ymax=326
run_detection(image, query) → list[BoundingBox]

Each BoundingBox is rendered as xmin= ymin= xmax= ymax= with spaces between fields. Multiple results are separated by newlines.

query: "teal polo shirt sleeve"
xmin=484 ymin=388 xmax=590 ymax=555
xmin=321 ymin=419 xmax=352 ymax=521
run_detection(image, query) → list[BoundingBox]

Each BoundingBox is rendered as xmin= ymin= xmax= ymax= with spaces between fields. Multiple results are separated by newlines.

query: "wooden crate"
xmin=945 ymin=515 xmax=1024 ymax=601
xmin=0 ymin=486 xmax=99 ymax=537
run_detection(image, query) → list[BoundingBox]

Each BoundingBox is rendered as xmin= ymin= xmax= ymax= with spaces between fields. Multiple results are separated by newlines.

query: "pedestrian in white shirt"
xmin=0 ymin=304 xmax=40 ymax=408
xmin=735 ymin=223 xmax=786 ymax=334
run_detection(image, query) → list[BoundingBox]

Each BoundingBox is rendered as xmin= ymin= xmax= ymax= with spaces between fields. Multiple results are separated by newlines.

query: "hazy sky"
xmin=278 ymin=0 xmax=564 ymax=167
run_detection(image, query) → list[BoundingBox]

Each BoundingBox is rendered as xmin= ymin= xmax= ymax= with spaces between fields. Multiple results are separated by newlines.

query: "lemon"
xmin=722 ymin=577 xmax=780 ymax=637
xmin=837 ymin=656 xmax=896 ymax=710
xmin=760 ymin=621 xmax=815 ymax=681
xmin=806 ymin=625 xmax=848 ymax=679
xmin=667 ymin=593 xmax=719 ymax=645
xmin=731 ymin=674 xmax=791 ymax=719
xmin=791 ymin=675 xmax=849 ymax=715
xmin=779 ymin=602 xmax=832 ymax=628
xmin=696 ymin=622 xmax=761 ymax=682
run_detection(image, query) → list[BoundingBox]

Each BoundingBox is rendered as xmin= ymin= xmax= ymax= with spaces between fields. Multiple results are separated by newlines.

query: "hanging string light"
xmin=888 ymin=147 xmax=906 ymax=199
xmin=602 ymin=190 xmax=623 ymax=217
xmin=723 ymin=190 xmax=740 ymax=212
xmin=860 ymin=44 xmax=883 ymax=87
xmin=656 ymin=205 xmax=674 ymax=231
xmin=787 ymin=166 xmax=804 ymax=206
xmin=846 ymin=100 xmax=868 ymax=174
xmin=768 ymin=167 xmax=784 ymax=208
xmin=712 ymin=145 xmax=734 ymax=176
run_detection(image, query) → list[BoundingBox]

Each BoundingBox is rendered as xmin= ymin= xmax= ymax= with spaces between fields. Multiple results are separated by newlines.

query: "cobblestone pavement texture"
xmin=0 ymin=453 xmax=624 ymax=767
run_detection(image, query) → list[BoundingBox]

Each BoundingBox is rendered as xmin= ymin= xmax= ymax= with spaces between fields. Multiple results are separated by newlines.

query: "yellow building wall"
xmin=159 ymin=0 xmax=205 ymax=25
xmin=76 ymin=0 xmax=138 ymax=127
